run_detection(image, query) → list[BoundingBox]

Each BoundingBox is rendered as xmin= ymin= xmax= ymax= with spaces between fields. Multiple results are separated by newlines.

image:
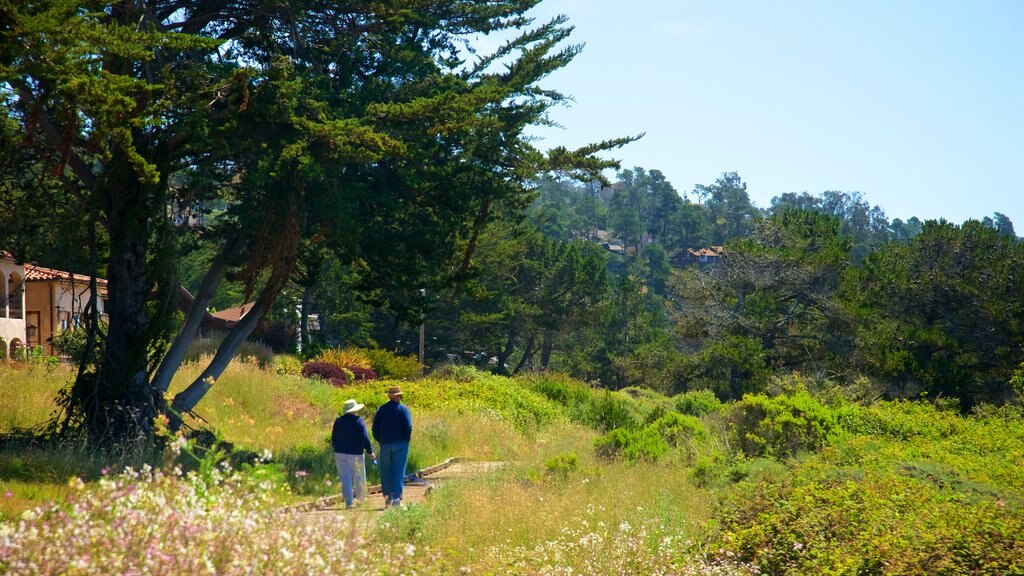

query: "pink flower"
xmin=294 ymin=470 xmax=308 ymax=478
xmin=3 ymin=491 xmax=12 ymax=498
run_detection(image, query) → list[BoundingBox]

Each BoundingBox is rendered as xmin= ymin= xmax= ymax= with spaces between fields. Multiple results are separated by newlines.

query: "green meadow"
xmin=1 ymin=358 xmax=1022 ymax=574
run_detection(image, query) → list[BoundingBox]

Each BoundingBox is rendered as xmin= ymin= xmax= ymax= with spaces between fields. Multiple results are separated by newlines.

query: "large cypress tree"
xmin=1 ymin=0 xmax=634 ymax=445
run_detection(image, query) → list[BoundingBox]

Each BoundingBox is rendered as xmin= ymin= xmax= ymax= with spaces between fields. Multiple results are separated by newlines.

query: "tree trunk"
xmin=513 ymin=333 xmax=536 ymax=375
xmin=169 ymin=298 xmax=266 ymax=429
xmin=76 ymin=180 xmax=155 ymax=445
xmin=540 ymin=330 xmax=554 ymax=369
xmin=300 ymin=284 xmax=312 ymax=352
xmin=167 ymin=250 xmax=296 ymax=429
xmin=151 ymin=234 xmax=241 ymax=394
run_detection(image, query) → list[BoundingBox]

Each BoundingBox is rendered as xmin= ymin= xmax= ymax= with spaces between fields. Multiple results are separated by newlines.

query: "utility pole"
xmin=418 ymin=288 xmax=426 ymax=374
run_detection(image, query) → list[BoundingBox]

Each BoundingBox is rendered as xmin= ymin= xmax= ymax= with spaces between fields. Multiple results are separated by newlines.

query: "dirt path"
xmin=286 ymin=458 xmax=503 ymax=529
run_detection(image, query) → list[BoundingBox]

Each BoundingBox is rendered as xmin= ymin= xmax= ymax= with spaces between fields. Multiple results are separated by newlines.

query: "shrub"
xmin=346 ymin=365 xmax=378 ymax=381
xmin=595 ymin=412 xmax=706 ymax=463
xmin=522 ymin=373 xmax=599 ymax=425
xmin=542 ymin=451 xmax=579 ymax=481
xmin=313 ymin=347 xmax=371 ymax=370
xmin=587 ymin=391 xmax=637 ymax=431
xmin=235 ymin=341 xmax=276 ymax=368
xmin=300 ymin=361 xmax=350 ymax=386
xmin=273 ymin=354 xmax=303 ymax=376
xmin=728 ymin=391 xmax=840 ymax=459
xmin=365 ymin=348 xmax=421 ymax=380
xmin=674 ymin=389 xmax=723 ymax=416
xmin=429 ymin=363 xmax=485 ymax=383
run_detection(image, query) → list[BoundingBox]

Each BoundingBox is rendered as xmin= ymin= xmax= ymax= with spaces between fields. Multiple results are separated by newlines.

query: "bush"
xmin=273 ymin=354 xmax=303 ymax=376
xmin=347 ymin=365 xmax=378 ymax=381
xmin=300 ymin=361 xmax=350 ymax=386
xmin=542 ymin=451 xmax=579 ymax=481
xmin=595 ymin=412 xmax=706 ymax=463
xmin=235 ymin=341 xmax=276 ymax=368
xmin=674 ymin=389 xmax=723 ymax=416
xmin=587 ymin=391 xmax=637 ymax=431
xmin=429 ymin=363 xmax=485 ymax=383
xmin=313 ymin=347 xmax=371 ymax=370
xmin=728 ymin=391 xmax=840 ymax=459
xmin=365 ymin=348 xmax=421 ymax=380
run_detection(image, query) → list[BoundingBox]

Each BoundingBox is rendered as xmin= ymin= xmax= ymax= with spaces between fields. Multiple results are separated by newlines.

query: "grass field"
xmin=2 ymin=357 xmax=1022 ymax=574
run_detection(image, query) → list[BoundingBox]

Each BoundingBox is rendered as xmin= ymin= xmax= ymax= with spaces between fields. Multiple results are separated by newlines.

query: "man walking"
xmin=372 ymin=386 xmax=412 ymax=508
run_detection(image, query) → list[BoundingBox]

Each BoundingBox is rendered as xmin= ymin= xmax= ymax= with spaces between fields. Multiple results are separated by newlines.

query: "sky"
xmin=508 ymin=0 xmax=1024 ymax=228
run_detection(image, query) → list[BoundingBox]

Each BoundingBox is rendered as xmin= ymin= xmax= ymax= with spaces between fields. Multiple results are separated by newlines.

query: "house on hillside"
xmin=672 ymin=245 xmax=724 ymax=268
xmin=0 ymin=253 xmax=108 ymax=357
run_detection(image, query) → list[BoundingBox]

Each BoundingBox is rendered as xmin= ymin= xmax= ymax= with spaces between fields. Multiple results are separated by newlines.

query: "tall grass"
xmin=370 ymin=421 xmax=750 ymax=574
xmin=0 ymin=363 xmax=71 ymax=432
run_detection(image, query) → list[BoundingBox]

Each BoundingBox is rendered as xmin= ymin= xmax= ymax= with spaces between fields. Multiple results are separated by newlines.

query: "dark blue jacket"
xmin=372 ymin=400 xmax=412 ymax=445
xmin=331 ymin=413 xmax=373 ymax=455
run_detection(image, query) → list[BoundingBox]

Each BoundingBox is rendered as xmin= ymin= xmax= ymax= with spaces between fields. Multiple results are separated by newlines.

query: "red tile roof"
xmin=24 ymin=265 xmax=108 ymax=286
xmin=211 ymin=303 xmax=254 ymax=322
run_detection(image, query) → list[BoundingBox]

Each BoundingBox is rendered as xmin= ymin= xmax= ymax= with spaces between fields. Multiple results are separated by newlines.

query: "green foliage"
xmin=1010 ymin=362 xmax=1024 ymax=397
xmin=588 ymin=391 xmax=638 ymax=432
xmin=312 ymin=347 xmax=372 ymax=370
xmin=542 ymin=451 xmax=580 ymax=481
xmin=364 ymin=348 xmax=421 ymax=380
xmin=674 ymin=389 xmax=723 ymax=416
xmin=728 ymin=391 xmax=840 ymax=459
xmin=844 ymin=219 xmax=1024 ymax=408
xmin=272 ymin=354 xmax=303 ymax=376
xmin=428 ymin=363 xmax=487 ymax=383
xmin=51 ymin=323 xmax=107 ymax=367
xmin=595 ymin=412 xmax=706 ymax=463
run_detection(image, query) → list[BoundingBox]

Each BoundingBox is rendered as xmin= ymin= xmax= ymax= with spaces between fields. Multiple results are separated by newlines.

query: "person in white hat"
xmin=331 ymin=398 xmax=376 ymax=508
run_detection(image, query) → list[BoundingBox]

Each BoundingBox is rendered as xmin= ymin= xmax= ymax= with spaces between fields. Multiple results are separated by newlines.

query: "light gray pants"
xmin=333 ymin=452 xmax=366 ymax=507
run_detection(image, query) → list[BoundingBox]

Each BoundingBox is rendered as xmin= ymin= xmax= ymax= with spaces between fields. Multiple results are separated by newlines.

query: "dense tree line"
xmin=412 ymin=170 xmax=1022 ymax=409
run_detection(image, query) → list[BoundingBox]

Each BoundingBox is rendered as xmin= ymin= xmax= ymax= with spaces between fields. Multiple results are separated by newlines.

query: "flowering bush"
xmin=0 ymin=462 xmax=422 ymax=575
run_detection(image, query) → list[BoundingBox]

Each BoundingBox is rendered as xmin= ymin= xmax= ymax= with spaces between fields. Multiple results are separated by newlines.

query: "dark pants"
xmin=378 ymin=441 xmax=409 ymax=501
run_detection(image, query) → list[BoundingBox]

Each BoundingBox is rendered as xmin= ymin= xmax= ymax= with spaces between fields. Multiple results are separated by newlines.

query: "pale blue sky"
xmin=518 ymin=0 xmax=1024 ymax=228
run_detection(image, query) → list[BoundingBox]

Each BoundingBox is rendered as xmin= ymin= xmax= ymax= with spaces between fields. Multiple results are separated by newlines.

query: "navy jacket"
xmin=331 ymin=413 xmax=373 ymax=455
xmin=372 ymin=400 xmax=413 ymax=445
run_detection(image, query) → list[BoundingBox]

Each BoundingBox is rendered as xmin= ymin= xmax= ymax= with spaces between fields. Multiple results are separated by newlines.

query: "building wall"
xmin=26 ymin=279 xmax=105 ymax=356
xmin=0 ymin=259 xmax=26 ymax=357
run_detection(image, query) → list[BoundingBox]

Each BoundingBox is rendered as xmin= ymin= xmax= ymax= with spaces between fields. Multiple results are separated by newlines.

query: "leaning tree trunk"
xmin=168 ymin=298 xmax=267 ymax=430
xmin=151 ymin=234 xmax=242 ymax=395
xmin=167 ymin=252 xmax=295 ymax=430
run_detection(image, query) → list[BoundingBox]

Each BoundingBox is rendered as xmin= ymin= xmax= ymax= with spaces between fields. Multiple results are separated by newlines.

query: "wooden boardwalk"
xmin=284 ymin=458 xmax=504 ymax=526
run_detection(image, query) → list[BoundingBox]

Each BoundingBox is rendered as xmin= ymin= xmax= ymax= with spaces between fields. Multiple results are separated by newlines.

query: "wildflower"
xmin=792 ymin=542 xmax=804 ymax=551
xmin=67 ymin=476 xmax=85 ymax=490
xmin=295 ymin=470 xmax=308 ymax=478
xmin=3 ymin=490 xmax=12 ymax=498
xmin=170 ymin=434 xmax=189 ymax=455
